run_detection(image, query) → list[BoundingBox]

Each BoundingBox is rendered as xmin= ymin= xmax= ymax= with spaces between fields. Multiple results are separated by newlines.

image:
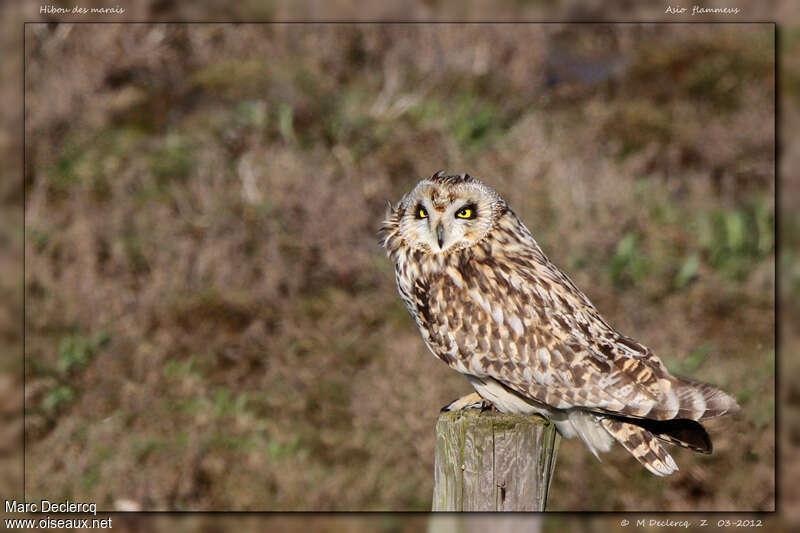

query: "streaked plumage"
xmin=379 ymin=171 xmax=739 ymax=476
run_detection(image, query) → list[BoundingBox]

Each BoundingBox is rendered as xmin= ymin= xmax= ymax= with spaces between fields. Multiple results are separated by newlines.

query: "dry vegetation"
xmin=23 ymin=23 xmax=774 ymax=511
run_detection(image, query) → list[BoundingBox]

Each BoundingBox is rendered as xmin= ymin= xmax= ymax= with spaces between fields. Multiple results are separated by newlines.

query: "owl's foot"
xmin=441 ymin=392 xmax=496 ymax=412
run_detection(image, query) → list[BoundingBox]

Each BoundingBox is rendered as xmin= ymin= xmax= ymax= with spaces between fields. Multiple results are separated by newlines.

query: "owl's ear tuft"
xmin=378 ymin=199 xmax=402 ymax=248
xmin=382 ymin=199 xmax=399 ymax=225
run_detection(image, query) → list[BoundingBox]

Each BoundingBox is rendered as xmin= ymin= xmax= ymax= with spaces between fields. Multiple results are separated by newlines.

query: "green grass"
xmin=673 ymin=252 xmax=700 ymax=290
xmin=608 ymin=231 xmax=649 ymax=289
xmin=148 ymin=134 xmax=194 ymax=184
xmin=57 ymin=332 xmax=110 ymax=375
xmin=696 ymin=201 xmax=773 ymax=280
xmin=41 ymin=384 xmax=76 ymax=414
xmin=669 ymin=344 xmax=712 ymax=376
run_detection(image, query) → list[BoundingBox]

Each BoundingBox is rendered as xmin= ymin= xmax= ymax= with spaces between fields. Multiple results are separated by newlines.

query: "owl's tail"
xmin=598 ymin=413 xmax=719 ymax=476
xmin=672 ymin=376 xmax=741 ymax=420
xmin=564 ymin=410 xmax=715 ymax=476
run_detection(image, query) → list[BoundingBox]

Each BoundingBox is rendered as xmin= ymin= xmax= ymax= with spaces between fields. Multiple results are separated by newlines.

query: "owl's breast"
xmin=395 ymin=248 xmax=542 ymax=378
xmin=391 ymin=249 xmax=460 ymax=366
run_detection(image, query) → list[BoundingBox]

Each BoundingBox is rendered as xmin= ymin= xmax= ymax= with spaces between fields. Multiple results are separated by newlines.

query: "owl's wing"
xmin=423 ymin=255 xmax=737 ymax=422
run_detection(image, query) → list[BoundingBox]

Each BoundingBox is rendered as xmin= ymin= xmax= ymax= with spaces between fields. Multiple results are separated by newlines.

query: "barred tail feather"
xmin=600 ymin=418 xmax=679 ymax=476
xmin=648 ymin=377 xmax=741 ymax=421
xmin=675 ymin=377 xmax=741 ymax=420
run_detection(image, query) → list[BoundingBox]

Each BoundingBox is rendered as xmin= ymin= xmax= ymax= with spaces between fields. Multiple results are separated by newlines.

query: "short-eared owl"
xmin=379 ymin=171 xmax=739 ymax=476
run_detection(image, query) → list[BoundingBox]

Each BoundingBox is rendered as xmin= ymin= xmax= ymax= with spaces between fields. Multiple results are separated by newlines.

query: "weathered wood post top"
xmin=432 ymin=409 xmax=560 ymax=511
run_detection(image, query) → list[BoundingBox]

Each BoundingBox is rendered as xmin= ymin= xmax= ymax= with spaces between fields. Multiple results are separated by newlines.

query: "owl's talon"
xmin=441 ymin=392 xmax=486 ymax=412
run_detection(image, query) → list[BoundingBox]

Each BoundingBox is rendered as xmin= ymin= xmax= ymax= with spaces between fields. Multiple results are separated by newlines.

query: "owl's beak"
xmin=436 ymin=221 xmax=444 ymax=248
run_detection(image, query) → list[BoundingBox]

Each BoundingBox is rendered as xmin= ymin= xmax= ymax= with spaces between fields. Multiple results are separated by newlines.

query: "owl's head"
xmin=387 ymin=171 xmax=507 ymax=254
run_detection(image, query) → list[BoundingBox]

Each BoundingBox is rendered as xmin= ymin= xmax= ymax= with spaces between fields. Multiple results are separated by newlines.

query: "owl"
xmin=379 ymin=171 xmax=740 ymax=476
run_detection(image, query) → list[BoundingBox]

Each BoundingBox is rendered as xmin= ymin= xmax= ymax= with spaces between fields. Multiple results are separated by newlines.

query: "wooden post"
xmin=432 ymin=409 xmax=560 ymax=511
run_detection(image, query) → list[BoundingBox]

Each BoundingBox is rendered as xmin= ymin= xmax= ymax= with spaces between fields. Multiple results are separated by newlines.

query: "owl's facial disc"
xmin=400 ymin=181 xmax=496 ymax=254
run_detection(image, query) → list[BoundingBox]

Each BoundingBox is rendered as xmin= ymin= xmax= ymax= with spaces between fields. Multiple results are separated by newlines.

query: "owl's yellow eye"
xmin=415 ymin=205 xmax=428 ymax=219
xmin=455 ymin=205 xmax=476 ymax=219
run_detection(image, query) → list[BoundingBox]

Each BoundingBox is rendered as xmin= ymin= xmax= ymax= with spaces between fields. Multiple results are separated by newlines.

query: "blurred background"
xmin=19 ymin=21 xmax=775 ymax=513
